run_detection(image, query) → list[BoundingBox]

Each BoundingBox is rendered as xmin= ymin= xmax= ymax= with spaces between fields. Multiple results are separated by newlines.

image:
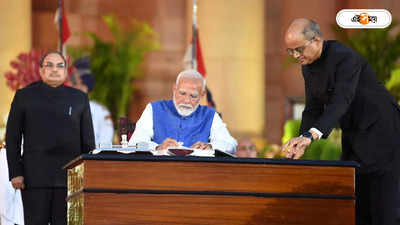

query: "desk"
xmin=66 ymin=154 xmax=357 ymax=225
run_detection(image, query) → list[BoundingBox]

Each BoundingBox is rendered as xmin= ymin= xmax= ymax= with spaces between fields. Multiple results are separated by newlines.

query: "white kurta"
xmin=89 ymin=101 xmax=114 ymax=147
xmin=0 ymin=148 xmax=24 ymax=225
xmin=128 ymin=103 xmax=237 ymax=154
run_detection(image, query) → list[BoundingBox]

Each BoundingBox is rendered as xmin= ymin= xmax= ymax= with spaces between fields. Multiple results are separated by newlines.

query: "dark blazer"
xmin=300 ymin=40 xmax=400 ymax=173
xmin=6 ymin=81 xmax=95 ymax=187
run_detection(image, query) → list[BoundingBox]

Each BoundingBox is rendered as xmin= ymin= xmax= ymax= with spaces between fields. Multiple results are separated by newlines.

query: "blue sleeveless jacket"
xmin=152 ymin=100 xmax=215 ymax=147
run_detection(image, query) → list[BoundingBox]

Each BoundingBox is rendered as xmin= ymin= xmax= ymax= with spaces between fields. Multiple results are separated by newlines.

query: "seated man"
xmin=236 ymin=137 xmax=257 ymax=158
xmin=129 ymin=69 xmax=237 ymax=154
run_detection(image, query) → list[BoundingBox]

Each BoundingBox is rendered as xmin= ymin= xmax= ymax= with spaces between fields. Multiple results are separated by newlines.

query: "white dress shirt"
xmin=0 ymin=148 xmax=24 ymax=225
xmin=309 ymin=127 xmax=323 ymax=139
xmin=90 ymin=101 xmax=114 ymax=147
xmin=128 ymin=103 xmax=237 ymax=154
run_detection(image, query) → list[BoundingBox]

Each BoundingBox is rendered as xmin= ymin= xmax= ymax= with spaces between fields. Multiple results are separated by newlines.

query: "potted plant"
xmin=70 ymin=15 xmax=161 ymax=122
xmin=332 ymin=23 xmax=400 ymax=96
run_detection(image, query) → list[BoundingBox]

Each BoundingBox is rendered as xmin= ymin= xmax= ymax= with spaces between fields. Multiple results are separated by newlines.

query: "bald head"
xmin=285 ymin=18 xmax=322 ymax=44
xmin=284 ymin=18 xmax=324 ymax=65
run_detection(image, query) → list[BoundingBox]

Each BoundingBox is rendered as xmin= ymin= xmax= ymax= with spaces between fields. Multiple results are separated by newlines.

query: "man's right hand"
xmin=282 ymin=136 xmax=312 ymax=159
xmin=11 ymin=176 xmax=25 ymax=190
xmin=156 ymin=138 xmax=179 ymax=150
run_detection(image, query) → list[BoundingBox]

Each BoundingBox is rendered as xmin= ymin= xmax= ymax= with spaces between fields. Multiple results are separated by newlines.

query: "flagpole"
xmin=192 ymin=0 xmax=198 ymax=70
xmin=58 ymin=0 xmax=63 ymax=53
xmin=189 ymin=0 xmax=215 ymax=108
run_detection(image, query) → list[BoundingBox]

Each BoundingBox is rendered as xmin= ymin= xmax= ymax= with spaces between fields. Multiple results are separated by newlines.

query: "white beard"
xmin=173 ymin=97 xmax=199 ymax=117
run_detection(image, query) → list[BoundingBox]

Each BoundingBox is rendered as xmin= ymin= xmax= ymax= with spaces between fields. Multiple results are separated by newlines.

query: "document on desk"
xmin=90 ymin=146 xmax=214 ymax=157
xmin=166 ymin=147 xmax=214 ymax=157
xmin=89 ymin=142 xmax=228 ymax=157
xmin=91 ymin=146 xmax=154 ymax=155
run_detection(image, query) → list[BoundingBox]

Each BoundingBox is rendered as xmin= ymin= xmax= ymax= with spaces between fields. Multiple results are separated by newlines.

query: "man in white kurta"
xmin=0 ymin=148 xmax=24 ymax=225
xmin=129 ymin=70 xmax=237 ymax=154
xmin=89 ymin=100 xmax=114 ymax=147
xmin=73 ymin=57 xmax=114 ymax=147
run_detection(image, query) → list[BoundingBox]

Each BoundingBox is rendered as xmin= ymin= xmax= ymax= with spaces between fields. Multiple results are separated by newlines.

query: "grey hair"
xmin=176 ymin=69 xmax=206 ymax=93
xmin=302 ymin=20 xmax=322 ymax=40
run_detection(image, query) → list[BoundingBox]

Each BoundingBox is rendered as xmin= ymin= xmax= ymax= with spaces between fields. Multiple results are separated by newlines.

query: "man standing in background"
xmin=72 ymin=56 xmax=114 ymax=147
xmin=6 ymin=51 xmax=95 ymax=225
xmin=236 ymin=137 xmax=257 ymax=158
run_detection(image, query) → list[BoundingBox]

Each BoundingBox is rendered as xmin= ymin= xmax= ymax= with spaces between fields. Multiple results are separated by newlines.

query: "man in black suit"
xmin=6 ymin=51 xmax=95 ymax=225
xmin=283 ymin=18 xmax=400 ymax=225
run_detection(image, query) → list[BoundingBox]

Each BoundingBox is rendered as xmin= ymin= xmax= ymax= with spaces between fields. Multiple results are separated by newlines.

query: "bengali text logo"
xmin=336 ymin=9 xmax=391 ymax=29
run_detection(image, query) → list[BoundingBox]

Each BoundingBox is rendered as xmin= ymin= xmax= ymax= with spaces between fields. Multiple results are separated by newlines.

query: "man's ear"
xmin=201 ymin=88 xmax=206 ymax=97
xmin=314 ymin=35 xmax=322 ymax=42
xmin=39 ymin=67 xmax=45 ymax=79
xmin=63 ymin=69 xmax=68 ymax=78
xmin=172 ymin=83 xmax=177 ymax=92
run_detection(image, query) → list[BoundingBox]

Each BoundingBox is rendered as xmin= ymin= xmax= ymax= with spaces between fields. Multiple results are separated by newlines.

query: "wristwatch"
xmin=302 ymin=131 xmax=314 ymax=142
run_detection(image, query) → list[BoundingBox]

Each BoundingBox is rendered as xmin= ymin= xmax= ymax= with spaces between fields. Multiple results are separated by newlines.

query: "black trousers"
xmin=21 ymin=187 xmax=67 ymax=225
xmin=356 ymin=171 xmax=400 ymax=225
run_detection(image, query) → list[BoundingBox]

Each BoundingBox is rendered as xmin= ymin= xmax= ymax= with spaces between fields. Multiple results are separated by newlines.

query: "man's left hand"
xmin=191 ymin=142 xmax=212 ymax=150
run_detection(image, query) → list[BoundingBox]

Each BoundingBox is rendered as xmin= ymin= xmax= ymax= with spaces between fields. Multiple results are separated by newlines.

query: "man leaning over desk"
xmin=128 ymin=69 xmax=237 ymax=154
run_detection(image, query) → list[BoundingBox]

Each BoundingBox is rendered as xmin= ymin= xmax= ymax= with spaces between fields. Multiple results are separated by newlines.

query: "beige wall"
xmin=0 ymin=0 xmax=32 ymax=123
xmin=187 ymin=0 xmax=265 ymax=138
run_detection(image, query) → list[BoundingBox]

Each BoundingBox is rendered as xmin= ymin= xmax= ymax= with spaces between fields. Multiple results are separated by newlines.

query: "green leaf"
xmin=69 ymin=14 xmax=161 ymax=123
xmin=332 ymin=22 xmax=400 ymax=84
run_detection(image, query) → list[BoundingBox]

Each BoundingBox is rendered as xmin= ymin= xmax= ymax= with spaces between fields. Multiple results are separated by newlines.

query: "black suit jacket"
xmin=6 ymin=81 xmax=95 ymax=187
xmin=300 ymin=40 xmax=400 ymax=173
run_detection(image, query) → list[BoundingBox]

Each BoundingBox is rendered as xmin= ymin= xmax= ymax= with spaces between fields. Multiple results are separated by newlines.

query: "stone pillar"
xmin=189 ymin=0 xmax=265 ymax=138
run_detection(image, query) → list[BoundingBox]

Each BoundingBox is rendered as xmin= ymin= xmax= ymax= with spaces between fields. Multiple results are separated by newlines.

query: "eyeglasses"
xmin=286 ymin=38 xmax=314 ymax=56
xmin=44 ymin=62 xmax=66 ymax=69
